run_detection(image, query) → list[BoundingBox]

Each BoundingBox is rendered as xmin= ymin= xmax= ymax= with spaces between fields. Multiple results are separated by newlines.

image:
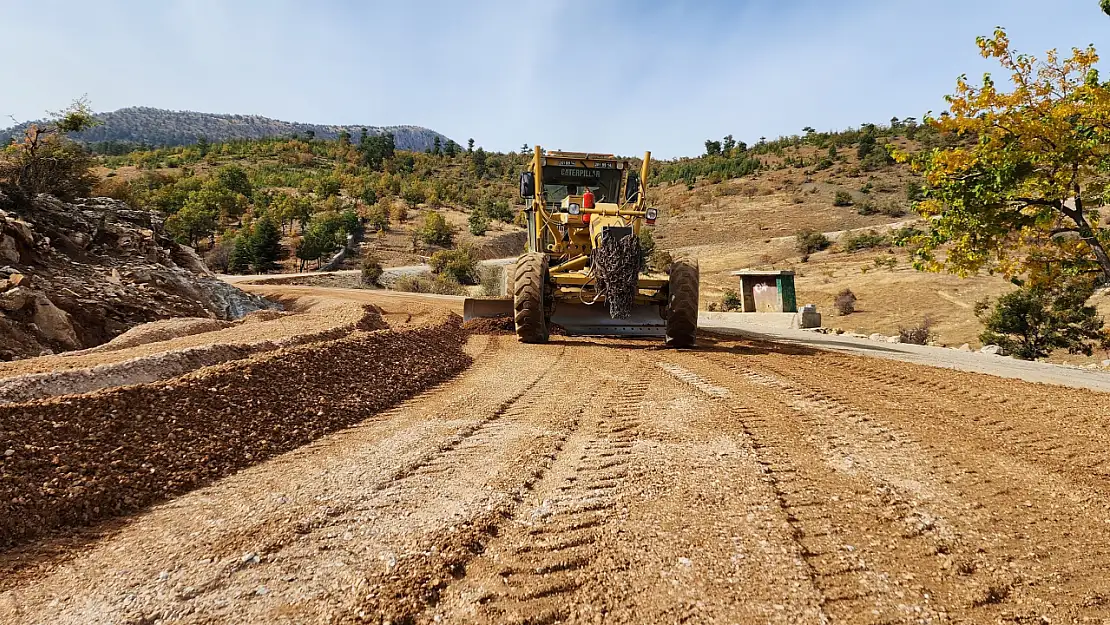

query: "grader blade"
xmin=462 ymin=297 xmax=513 ymax=322
xmin=551 ymin=302 xmax=665 ymax=337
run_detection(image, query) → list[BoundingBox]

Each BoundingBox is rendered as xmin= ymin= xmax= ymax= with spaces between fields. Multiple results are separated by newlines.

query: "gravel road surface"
xmin=2 ymin=288 xmax=1109 ymax=624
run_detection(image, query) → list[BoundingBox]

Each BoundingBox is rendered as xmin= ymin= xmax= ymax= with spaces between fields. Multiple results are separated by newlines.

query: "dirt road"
xmin=3 ymin=292 xmax=1110 ymax=624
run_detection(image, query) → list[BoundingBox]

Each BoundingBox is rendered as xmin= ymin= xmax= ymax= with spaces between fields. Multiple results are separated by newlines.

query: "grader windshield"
xmin=541 ymin=164 xmax=622 ymax=208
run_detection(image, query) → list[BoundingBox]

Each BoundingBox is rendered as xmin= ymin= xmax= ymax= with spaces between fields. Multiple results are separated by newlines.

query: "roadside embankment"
xmin=0 ymin=312 xmax=471 ymax=550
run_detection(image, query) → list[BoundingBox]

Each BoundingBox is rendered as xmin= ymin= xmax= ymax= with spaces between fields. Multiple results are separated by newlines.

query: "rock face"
xmin=0 ymin=190 xmax=274 ymax=360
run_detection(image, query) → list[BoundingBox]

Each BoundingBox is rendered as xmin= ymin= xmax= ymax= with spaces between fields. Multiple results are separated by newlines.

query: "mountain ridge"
xmin=1 ymin=106 xmax=450 ymax=152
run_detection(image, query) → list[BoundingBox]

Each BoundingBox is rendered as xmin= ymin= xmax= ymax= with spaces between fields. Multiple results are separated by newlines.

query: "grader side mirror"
xmin=625 ymin=174 xmax=641 ymax=202
xmin=520 ymin=172 xmax=535 ymax=198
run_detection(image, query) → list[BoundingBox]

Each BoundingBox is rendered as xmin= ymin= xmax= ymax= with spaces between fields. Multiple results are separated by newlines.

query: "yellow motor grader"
xmin=463 ymin=146 xmax=698 ymax=346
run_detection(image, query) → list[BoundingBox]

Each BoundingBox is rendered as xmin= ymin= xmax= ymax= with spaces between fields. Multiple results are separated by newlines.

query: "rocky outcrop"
xmin=0 ymin=190 xmax=274 ymax=360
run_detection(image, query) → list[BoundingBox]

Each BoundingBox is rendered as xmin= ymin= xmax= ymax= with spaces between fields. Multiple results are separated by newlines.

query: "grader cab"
xmin=463 ymin=146 xmax=698 ymax=347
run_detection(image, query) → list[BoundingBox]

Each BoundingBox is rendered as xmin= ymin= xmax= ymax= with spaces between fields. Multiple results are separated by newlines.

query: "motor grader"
xmin=463 ymin=146 xmax=698 ymax=346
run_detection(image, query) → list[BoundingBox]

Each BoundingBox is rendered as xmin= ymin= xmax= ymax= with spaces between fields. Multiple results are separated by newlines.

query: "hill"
xmin=1 ymin=107 xmax=449 ymax=153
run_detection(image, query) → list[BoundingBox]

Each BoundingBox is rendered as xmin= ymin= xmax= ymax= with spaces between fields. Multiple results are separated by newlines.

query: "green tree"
xmin=976 ymin=279 xmax=1110 ymax=359
xmin=358 ymin=132 xmax=395 ymax=170
xmin=430 ymin=246 xmax=479 ymax=284
xmin=166 ymin=199 xmax=218 ymax=247
xmin=896 ymin=29 xmax=1110 ymax=284
xmin=227 ymin=232 xmax=252 ymax=274
xmin=249 ymin=215 xmax=282 ymax=273
xmin=216 ymin=164 xmax=252 ymax=198
xmin=444 ymin=139 xmax=460 ymax=157
xmin=467 ymin=138 xmax=475 ymax=153
xmin=364 ymin=200 xmax=390 ymax=232
xmin=722 ymin=134 xmax=736 ymax=154
xmin=0 ymin=97 xmax=100 ymax=200
xmin=432 ymin=136 xmax=442 ymax=155
xmin=416 ymin=210 xmax=455 ymax=246
xmin=704 ymin=139 xmax=721 ymax=156
xmin=361 ymin=252 xmax=384 ymax=286
xmin=468 ymin=208 xmax=490 ymax=236
xmin=471 ymin=147 xmax=487 ymax=178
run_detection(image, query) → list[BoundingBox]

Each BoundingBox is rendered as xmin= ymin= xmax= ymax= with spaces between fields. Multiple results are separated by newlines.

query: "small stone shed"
xmin=729 ymin=270 xmax=798 ymax=313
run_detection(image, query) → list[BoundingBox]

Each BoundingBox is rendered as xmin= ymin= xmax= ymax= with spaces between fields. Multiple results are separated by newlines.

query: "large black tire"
xmin=513 ymin=252 xmax=549 ymax=343
xmin=665 ymin=258 xmax=699 ymax=348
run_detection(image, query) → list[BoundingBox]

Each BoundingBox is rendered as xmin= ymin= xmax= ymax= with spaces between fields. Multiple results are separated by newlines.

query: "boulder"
xmin=8 ymin=273 xmax=30 ymax=289
xmin=31 ymin=295 xmax=80 ymax=349
xmin=0 ymin=235 xmax=19 ymax=264
xmin=5 ymin=220 xmax=35 ymax=245
xmin=869 ymin=333 xmax=888 ymax=342
xmin=980 ymin=344 xmax=1007 ymax=356
xmin=957 ymin=343 xmax=973 ymax=352
xmin=886 ymin=335 xmax=902 ymax=344
xmin=0 ymin=287 xmax=33 ymax=311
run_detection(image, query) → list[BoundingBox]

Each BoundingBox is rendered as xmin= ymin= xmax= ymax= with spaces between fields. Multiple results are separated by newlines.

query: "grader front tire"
xmin=513 ymin=252 xmax=549 ymax=343
xmin=665 ymin=258 xmax=699 ymax=348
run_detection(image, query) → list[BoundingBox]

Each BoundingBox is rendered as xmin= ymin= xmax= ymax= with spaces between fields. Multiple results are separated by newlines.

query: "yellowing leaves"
xmin=911 ymin=29 xmax=1110 ymax=284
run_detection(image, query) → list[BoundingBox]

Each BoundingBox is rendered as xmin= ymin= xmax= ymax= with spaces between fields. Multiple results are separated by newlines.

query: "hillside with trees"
xmin=1 ymin=107 xmax=448 ymax=154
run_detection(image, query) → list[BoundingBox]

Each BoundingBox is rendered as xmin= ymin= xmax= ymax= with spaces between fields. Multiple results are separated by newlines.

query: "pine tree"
xmin=249 ymin=216 xmax=283 ymax=273
xmin=228 ymin=232 xmax=252 ymax=274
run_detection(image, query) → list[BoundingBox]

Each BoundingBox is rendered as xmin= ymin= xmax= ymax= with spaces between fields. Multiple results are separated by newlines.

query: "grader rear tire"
xmin=513 ymin=252 xmax=549 ymax=343
xmin=665 ymin=257 xmax=699 ymax=348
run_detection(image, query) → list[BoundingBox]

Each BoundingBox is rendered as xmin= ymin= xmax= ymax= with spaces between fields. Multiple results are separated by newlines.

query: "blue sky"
xmin=1 ymin=0 xmax=1106 ymax=158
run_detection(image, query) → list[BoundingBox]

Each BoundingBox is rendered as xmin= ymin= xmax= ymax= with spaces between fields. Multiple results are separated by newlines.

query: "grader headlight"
xmin=568 ymin=203 xmax=581 ymax=215
xmin=645 ymin=208 xmax=659 ymax=225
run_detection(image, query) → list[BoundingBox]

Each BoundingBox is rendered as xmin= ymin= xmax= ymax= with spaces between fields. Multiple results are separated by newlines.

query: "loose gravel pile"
xmin=462 ymin=315 xmax=515 ymax=335
xmin=0 ymin=312 xmax=470 ymax=549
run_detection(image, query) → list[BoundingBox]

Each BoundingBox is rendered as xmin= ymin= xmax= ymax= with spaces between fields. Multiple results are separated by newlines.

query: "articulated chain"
xmin=593 ymin=232 xmax=642 ymax=319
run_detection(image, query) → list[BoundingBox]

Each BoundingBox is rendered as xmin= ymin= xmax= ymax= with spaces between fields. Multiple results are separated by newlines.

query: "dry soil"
xmin=2 ymin=287 xmax=1109 ymax=624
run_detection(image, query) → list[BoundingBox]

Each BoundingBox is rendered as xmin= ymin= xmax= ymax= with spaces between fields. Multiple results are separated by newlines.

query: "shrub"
xmin=880 ymin=201 xmax=907 ymax=217
xmin=0 ymin=99 xmax=99 ymax=200
xmin=834 ymin=288 xmax=857 ymax=315
xmin=899 ymin=317 xmax=934 ymax=345
xmin=905 ymin=180 xmax=925 ymax=201
xmin=638 ymin=229 xmax=656 ymax=269
xmin=360 ymin=252 xmax=384 ymax=286
xmin=721 ymin=289 xmax=743 ymax=312
xmin=860 ymin=182 xmax=873 ymax=194
xmin=487 ymin=200 xmax=514 ymax=223
xmin=430 ymin=245 xmax=479 ymax=284
xmin=833 ymin=190 xmax=853 ymax=206
xmin=649 ymin=249 xmax=674 ymax=272
xmin=796 ymin=229 xmax=831 ymax=255
xmin=976 ymin=280 xmax=1110 ymax=360
xmin=873 ymin=255 xmax=897 ymax=271
xmin=468 ymin=208 xmax=490 ymax=236
xmin=389 ymin=201 xmax=408 ymax=223
xmin=416 ymin=210 xmax=454 ymax=247
xmin=856 ymin=200 xmax=879 ymax=215
xmin=841 ymin=230 xmax=889 ymax=252
xmin=479 ymin=266 xmax=504 ymax=296
xmin=364 ymin=200 xmax=390 ymax=232
xmin=393 ymin=272 xmax=466 ymax=296
xmin=204 ymin=237 xmax=232 ymax=273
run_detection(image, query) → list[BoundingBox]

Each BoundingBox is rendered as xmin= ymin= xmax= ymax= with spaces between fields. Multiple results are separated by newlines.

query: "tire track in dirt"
xmin=0 ymin=337 xmax=578 ymax=624
xmin=819 ymin=355 xmax=1110 ymax=487
xmin=659 ymin=354 xmax=906 ymax=623
xmin=697 ymin=347 xmax=1110 ymax=623
xmin=428 ymin=343 xmax=829 ymax=624
xmin=747 ymin=353 xmax=1110 ymax=622
xmin=424 ymin=368 xmax=649 ymax=625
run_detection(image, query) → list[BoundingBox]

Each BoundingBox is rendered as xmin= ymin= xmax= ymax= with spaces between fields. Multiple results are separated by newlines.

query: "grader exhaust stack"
xmin=462 ymin=146 xmax=699 ymax=346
